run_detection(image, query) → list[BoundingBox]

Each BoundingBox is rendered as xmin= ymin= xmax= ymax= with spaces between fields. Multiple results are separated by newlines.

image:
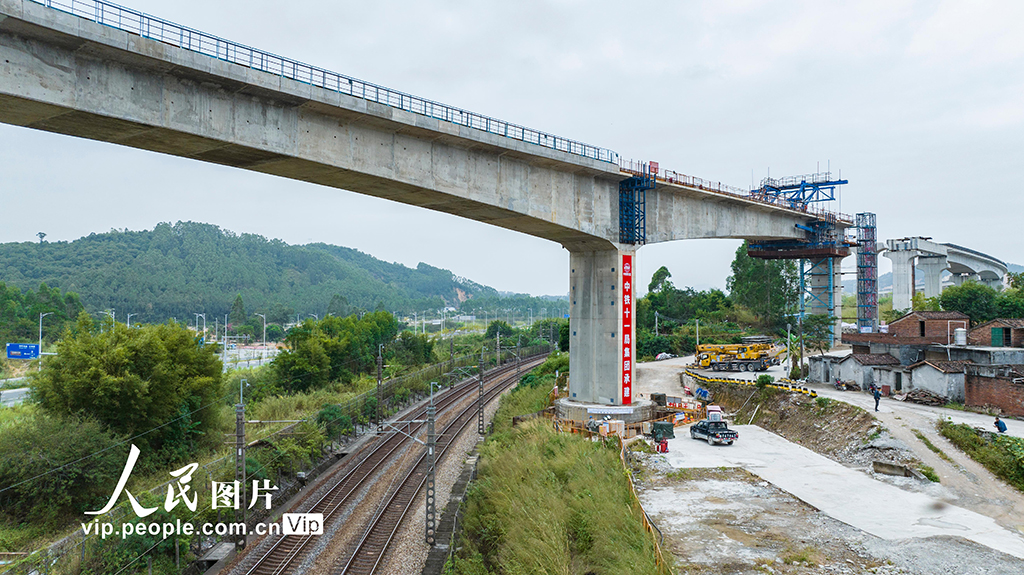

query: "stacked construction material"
xmin=903 ymin=388 xmax=946 ymax=406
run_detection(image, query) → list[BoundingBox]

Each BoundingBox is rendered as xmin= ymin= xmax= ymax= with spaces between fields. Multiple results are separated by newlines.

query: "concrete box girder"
xmin=0 ymin=0 xmax=846 ymax=404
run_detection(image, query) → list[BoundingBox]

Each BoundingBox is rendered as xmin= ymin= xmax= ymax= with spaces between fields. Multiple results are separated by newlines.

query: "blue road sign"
xmin=6 ymin=343 xmax=40 ymax=360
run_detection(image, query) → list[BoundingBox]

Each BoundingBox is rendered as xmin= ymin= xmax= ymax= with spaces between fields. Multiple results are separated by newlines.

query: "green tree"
xmin=229 ymin=293 xmax=247 ymax=327
xmin=32 ymin=314 xmax=223 ymax=465
xmin=996 ymin=288 xmax=1024 ymax=318
xmin=326 ymin=294 xmax=351 ymax=317
xmin=911 ymin=292 xmax=941 ymax=311
xmin=801 ymin=314 xmax=836 ymax=356
xmin=940 ymin=282 xmax=998 ymax=325
xmin=726 ymin=242 xmax=797 ymax=327
xmin=267 ymin=302 xmax=295 ymax=325
xmin=1007 ymin=272 xmax=1024 ymax=290
xmin=0 ymin=413 xmax=126 ymax=523
xmin=648 ymin=266 xmax=672 ymax=293
xmin=485 ymin=320 xmax=515 ymax=339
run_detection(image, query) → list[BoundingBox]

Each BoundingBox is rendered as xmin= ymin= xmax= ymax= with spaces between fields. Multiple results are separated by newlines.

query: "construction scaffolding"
xmin=855 ymin=212 xmax=878 ymax=333
xmin=619 ymin=162 xmax=656 ymax=244
xmin=747 ymin=172 xmax=851 ymax=348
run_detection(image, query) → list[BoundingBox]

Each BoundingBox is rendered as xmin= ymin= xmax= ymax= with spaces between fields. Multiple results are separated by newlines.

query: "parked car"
xmin=690 ymin=419 xmax=738 ymax=446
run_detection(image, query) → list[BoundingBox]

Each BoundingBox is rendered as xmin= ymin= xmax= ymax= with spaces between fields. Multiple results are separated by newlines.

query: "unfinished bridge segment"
xmin=0 ymin=0 xmax=850 ymax=406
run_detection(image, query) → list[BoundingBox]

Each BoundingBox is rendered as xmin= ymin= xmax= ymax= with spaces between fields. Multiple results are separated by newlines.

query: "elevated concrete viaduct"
xmin=0 ymin=0 xmax=842 ymax=406
xmin=883 ymin=238 xmax=1007 ymax=312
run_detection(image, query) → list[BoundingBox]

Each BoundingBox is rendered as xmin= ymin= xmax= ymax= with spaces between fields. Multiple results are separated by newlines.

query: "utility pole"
xmin=376 ymin=344 xmax=384 ymax=435
xmin=234 ymin=399 xmax=246 ymax=549
xmin=223 ymin=314 xmax=229 ymax=367
xmin=38 ymin=312 xmax=53 ymax=372
xmin=478 ymin=345 xmax=485 ymax=435
xmin=127 ymin=312 xmax=137 ymax=330
xmin=655 ymin=311 xmax=659 ymax=336
xmin=787 ymin=323 xmax=792 ymax=376
xmin=799 ymin=315 xmax=805 ymax=378
xmin=496 ymin=332 xmax=500 ymax=367
xmin=516 ymin=334 xmax=521 ymax=377
xmin=425 ymin=400 xmax=436 ymax=546
xmin=254 ymin=313 xmax=267 ymax=363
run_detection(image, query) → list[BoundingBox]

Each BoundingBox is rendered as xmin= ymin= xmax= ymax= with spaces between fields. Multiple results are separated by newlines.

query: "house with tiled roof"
xmin=968 ymin=318 xmax=1024 ymax=348
xmin=886 ymin=311 xmax=970 ymax=339
xmin=828 ymin=354 xmax=901 ymax=390
xmin=905 ymin=360 xmax=972 ymax=401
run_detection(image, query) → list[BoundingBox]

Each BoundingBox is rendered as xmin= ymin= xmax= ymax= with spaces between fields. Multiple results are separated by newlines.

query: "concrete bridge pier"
xmin=568 ymin=247 xmax=635 ymax=406
xmin=918 ymin=255 xmax=947 ymax=299
xmin=887 ymin=251 xmax=917 ymax=311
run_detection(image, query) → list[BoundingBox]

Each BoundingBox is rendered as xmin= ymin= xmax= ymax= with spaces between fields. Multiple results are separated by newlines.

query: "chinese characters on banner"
xmin=622 ymin=254 xmax=633 ymax=404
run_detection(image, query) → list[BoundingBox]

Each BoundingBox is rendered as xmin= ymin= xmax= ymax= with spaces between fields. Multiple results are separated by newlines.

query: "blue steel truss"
xmin=751 ymin=172 xmax=848 ymax=210
xmin=619 ymin=165 xmax=655 ymax=245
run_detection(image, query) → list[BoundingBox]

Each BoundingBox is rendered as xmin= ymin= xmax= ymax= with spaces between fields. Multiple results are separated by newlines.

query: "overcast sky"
xmin=2 ymin=0 xmax=1022 ymax=298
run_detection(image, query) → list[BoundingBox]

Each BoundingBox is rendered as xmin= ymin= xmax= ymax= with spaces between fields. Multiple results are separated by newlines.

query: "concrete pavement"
xmin=0 ymin=387 xmax=29 ymax=407
xmin=664 ymin=425 xmax=1024 ymax=560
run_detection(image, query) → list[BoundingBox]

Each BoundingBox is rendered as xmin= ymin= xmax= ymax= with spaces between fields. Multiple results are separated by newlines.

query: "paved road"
xmin=666 ymin=424 xmax=1024 ymax=561
xmin=0 ymin=387 xmax=30 ymax=407
xmin=695 ymin=358 xmax=1024 ymax=439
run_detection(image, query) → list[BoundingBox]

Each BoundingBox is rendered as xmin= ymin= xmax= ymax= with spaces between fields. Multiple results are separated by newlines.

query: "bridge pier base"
xmin=568 ymin=247 xmax=635 ymax=405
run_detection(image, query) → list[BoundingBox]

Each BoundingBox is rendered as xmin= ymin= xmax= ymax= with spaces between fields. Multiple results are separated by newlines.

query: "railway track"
xmin=241 ymin=356 xmax=545 ymax=575
xmin=339 ymin=356 xmax=545 ymax=574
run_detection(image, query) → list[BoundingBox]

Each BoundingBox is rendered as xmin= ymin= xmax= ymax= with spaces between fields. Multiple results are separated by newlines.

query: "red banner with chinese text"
xmin=621 ymin=254 xmax=633 ymax=405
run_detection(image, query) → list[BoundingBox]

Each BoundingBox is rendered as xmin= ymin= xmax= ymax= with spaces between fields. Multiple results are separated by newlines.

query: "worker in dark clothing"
xmin=995 ymin=417 xmax=1008 ymax=433
xmin=873 ymin=387 xmax=881 ymax=412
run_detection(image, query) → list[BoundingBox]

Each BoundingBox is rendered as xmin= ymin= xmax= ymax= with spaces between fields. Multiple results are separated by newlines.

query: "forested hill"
xmin=0 ymin=221 xmax=500 ymax=320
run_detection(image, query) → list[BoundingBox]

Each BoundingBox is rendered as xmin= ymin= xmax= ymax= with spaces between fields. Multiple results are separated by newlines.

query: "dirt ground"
xmin=632 ymin=356 xmax=1024 ymax=574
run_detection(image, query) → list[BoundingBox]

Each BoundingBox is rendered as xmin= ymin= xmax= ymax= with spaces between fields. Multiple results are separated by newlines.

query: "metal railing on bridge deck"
xmin=29 ymin=0 xmax=620 ymax=164
xmin=619 ymin=158 xmax=853 ymax=225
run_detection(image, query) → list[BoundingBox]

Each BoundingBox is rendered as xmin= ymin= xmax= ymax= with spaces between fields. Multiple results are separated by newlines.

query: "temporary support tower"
xmin=855 ymin=212 xmax=878 ymax=333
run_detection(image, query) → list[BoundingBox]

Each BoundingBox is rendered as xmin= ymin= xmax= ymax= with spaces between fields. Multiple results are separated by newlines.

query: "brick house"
xmin=968 ymin=318 xmax=1024 ymax=348
xmin=886 ymin=311 xmax=970 ymax=340
xmin=964 ymin=364 xmax=1024 ymax=417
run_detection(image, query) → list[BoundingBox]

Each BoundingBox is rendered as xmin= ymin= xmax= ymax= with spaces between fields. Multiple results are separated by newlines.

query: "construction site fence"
xmin=618 ymin=437 xmax=673 ymax=575
xmin=683 ymin=369 xmax=818 ymax=398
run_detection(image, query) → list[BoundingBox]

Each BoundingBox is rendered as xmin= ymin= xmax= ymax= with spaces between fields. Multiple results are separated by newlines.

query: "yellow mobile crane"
xmin=695 ymin=343 xmax=776 ymax=372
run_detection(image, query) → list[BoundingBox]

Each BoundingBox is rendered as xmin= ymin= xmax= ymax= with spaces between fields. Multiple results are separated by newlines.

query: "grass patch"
xmin=449 ymin=356 xmax=663 ymax=575
xmin=863 ymin=425 xmax=886 ymax=444
xmin=912 ymin=429 xmax=952 ymax=462
xmin=918 ymin=465 xmax=940 ymax=483
xmin=665 ymin=469 xmax=693 ymax=481
xmin=939 ymin=420 xmax=1024 ymax=493
xmin=942 ymin=402 xmax=966 ymax=411
xmin=781 ymin=546 xmax=818 ymax=565
xmin=629 ymin=439 xmax=655 ymax=454
xmin=814 ymin=396 xmax=833 ymax=409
